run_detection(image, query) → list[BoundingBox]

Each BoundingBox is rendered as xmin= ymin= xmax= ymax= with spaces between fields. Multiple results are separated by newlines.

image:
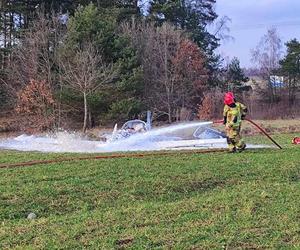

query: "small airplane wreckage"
xmin=105 ymin=111 xmax=228 ymax=150
xmin=107 ymin=111 xmax=152 ymax=141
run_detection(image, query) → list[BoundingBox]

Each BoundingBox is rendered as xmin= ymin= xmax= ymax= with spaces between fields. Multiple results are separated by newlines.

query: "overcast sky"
xmin=216 ymin=0 xmax=300 ymax=67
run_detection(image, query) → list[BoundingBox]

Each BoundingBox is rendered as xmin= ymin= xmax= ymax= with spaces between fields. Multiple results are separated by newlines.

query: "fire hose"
xmin=0 ymin=149 xmax=228 ymax=169
xmin=213 ymin=118 xmax=282 ymax=150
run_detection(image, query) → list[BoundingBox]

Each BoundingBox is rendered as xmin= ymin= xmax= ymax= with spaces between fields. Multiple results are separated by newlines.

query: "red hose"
xmin=0 ymin=149 xmax=227 ymax=169
xmin=244 ymin=119 xmax=282 ymax=149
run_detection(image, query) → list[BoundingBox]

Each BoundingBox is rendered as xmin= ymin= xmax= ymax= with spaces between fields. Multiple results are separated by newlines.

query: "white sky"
xmin=216 ymin=0 xmax=300 ymax=67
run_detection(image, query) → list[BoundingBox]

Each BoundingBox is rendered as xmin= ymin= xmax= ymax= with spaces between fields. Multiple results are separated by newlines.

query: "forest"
xmin=0 ymin=0 xmax=299 ymax=132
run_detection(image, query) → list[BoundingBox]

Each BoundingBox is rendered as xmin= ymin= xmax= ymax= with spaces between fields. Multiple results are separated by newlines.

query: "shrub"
xmin=16 ymin=79 xmax=56 ymax=132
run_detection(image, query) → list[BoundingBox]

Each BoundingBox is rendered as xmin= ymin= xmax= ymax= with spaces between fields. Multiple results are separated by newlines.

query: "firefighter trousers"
xmin=226 ymin=126 xmax=246 ymax=152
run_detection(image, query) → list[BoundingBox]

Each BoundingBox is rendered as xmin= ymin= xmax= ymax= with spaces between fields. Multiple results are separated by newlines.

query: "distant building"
xmin=246 ymin=75 xmax=286 ymax=90
xmin=270 ymin=75 xmax=285 ymax=88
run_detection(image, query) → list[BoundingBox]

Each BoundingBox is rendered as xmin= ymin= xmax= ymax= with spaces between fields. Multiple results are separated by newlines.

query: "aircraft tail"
xmin=146 ymin=111 xmax=152 ymax=130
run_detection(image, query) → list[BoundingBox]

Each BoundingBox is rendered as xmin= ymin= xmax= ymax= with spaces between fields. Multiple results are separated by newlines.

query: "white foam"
xmin=0 ymin=122 xmax=273 ymax=153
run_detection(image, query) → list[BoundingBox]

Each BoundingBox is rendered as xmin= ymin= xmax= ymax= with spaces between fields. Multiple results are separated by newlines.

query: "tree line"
xmin=0 ymin=1 xmax=299 ymax=132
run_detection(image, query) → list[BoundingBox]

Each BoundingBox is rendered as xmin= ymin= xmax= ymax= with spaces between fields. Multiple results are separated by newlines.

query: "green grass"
xmin=0 ymin=134 xmax=300 ymax=249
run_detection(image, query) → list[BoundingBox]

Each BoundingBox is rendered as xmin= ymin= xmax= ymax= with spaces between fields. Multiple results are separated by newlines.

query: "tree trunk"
xmin=57 ymin=84 xmax=62 ymax=129
xmin=83 ymin=92 xmax=88 ymax=133
xmin=288 ymin=76 xmax=292 ymax=106
xmin=176 ymin=109 xmax=179 ymax=122
xmin=3 ymin=11 xmax=7 ymax=68
xmin=88 ymin=110 xmax=92 ymax=129
xmin=164 ymin=30 xmax=172 ymax=124
xmin=133 ymin=0 xmax=139 ymax=14
xmin=167 ymin=102 xmax=172 ymax=123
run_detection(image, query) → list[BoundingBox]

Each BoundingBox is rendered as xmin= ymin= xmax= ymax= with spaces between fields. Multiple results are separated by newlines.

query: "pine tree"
xmin=226 ymin=57 xmax=248 ymax=92
xmin=149 ymin=0 xmax=220 ymax=86
xmin=279 ymin=39 xmax=300 ymax=105
xmin=149 ymin=0 xmax=218 ymax=54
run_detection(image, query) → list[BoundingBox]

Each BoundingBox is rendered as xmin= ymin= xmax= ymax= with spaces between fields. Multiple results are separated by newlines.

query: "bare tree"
xmin=123 ymin=22 xmax=183 ymax=122
xmin=1 ymin=11 xmax=65 ymax=130
xmin=123 ymin=21 xmax=208 ymax=122
xmin=171 ymin=39 xmax=208 ymax=120
xmin=213 ymin=16 xmax=233 ymax=43
xmin=251 ymin=27 xmax=283 ymax=102
xmin=6 ymin=11 xmax=64 ymax=92
xmin=60 ymin=43 xmax=118 ymax=133
xmin=148 ymin=23 xmax=183 ymax=122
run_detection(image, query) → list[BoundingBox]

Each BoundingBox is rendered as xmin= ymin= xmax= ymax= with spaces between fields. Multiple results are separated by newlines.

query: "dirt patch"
xmin=172 ymin=178 xmax=226 ymax=194
xmin=116 ymin=237 xmax=134 ymax=248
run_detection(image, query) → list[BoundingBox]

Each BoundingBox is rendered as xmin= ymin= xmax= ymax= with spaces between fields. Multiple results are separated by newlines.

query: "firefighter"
xmin=223 ymin=92 xmax=247 ymax=153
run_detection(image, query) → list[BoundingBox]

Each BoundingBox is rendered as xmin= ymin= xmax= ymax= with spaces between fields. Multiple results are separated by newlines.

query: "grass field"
xmin=0 ymin=133 xmax=300 ymax=249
